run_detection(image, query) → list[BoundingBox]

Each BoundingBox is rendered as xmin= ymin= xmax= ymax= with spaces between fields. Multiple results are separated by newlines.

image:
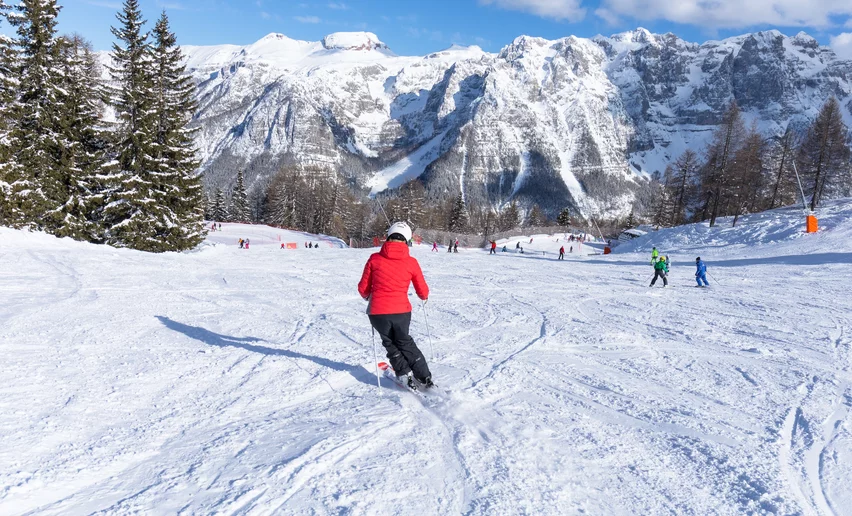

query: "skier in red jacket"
xmin=358 ymin=222 xmax=433 ymax=389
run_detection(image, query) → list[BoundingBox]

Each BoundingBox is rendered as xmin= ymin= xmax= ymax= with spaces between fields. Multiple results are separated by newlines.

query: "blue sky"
xmin=51 ymin=0 xmax=852 ymax=58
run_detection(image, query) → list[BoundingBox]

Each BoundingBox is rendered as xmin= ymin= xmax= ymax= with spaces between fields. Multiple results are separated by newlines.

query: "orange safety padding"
xmin=806 ymin=215 xmax=818 ymax=233
xmin=604 ymin=246 xmax=612 ymax=255
xmin=286 ymin=242 xmax=298 ymax=249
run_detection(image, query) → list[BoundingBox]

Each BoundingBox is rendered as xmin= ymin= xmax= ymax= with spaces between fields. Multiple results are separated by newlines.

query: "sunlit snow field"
xmin=1 ymin=202 xmax=851 ymax=514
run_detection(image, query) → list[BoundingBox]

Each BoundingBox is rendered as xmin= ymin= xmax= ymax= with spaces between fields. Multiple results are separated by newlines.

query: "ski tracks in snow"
xmin=779 ymin=316 xmax=852 ymax=516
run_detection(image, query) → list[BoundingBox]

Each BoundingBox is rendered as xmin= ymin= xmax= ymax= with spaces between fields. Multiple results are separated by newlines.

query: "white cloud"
xmin=294 ymin=15 xmax=322 ymax=23
xmin=597 ymin=0 xmax=852 ymax=29
xmin=260 ymin=11 xmax=271 ymax=19
xmin=328 ymin=2 xmax=348 ymax=9
xmin=846 ymin=18 xmax=852 ymax=28
xmin=831 ymin=32 xmax=852 ymax=59
xmin=479 ymin=0 xmax=586 ymax=22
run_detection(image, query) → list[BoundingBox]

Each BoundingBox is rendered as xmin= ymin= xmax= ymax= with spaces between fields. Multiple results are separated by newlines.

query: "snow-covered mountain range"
xmin=181 ymin=29 xmax=852 ymax=218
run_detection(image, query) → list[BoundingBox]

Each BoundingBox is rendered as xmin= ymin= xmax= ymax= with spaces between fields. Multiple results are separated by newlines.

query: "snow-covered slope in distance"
xmin=180 ymin=28 xmax=852 ymax=220
xmin=2 ymin=199 xmax=851 ymax=513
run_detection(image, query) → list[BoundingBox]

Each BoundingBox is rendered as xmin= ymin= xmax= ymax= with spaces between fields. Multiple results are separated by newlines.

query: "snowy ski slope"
xmin=1 ymin=201 xmax=851 ymax=514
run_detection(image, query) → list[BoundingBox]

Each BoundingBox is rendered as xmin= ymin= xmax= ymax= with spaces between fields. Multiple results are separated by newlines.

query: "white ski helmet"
xmin=387 ymin=221 xmax=412 ymax=242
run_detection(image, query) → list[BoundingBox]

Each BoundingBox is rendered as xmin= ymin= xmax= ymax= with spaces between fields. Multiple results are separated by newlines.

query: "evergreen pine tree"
xmin=54 ymin=34 xmax=110 ymax=242
xmin=150 ymin=11 xmax=204 ymax=250
xmin=229 ymin=170 xmax=250 ymax=222
xmin=556 ymin=207 xmax=572 ymax=227
xmin=447 ymin=192 xmax=468 ymax=232
xmin=526 ymin=204 xmax=547 ymax=227
xmin=625 ymin=210 xmax=636 ymax=228
xmin=5 ymin=0 xmax=68 ymax=229
xmin=104 ymin=0 xmax=160 ymax=249
xmin=211 ymin=187 xmax=227 ymax=222
xmin=0 ymin=1 xmax=19 ymax=224
xmin=499 ymin=201 xmax=521 ymax=231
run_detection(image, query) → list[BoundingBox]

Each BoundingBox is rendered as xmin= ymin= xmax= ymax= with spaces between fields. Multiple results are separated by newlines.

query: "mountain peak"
xmin=321 ymin=32 xmax=389 ymax=52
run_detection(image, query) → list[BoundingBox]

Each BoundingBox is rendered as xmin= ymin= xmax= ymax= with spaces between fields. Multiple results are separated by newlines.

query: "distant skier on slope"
xmin=651 ymin=246 xmax=659 ymax=265
xmin=454 ymin=239 xmax=459 ymax=253
xmin=359 ymin=222 xmax=434 ymax=390
xmin=558 ymin=246 xmax=565 ymax=260
xmin=650 ymin=256 xmax=669 ymax=287
xmin=695 ymin=257 xmax=709 ymax=287
xmin=432 ymin=241 xmax=439 ymax=252
xmin=490 ymin=240 xmax=497 ymax=255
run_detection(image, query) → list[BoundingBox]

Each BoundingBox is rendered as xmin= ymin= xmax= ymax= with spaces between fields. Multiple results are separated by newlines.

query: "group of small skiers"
xmin=210 ymin=222 xmax=222 ymax=231
xmin=431 ymin=239 xmax=460 ymax=253
xmin=304 ymin=242 xmax=321 ymax=249
xmin=238 ymin=238 xmax=250 ymax=249
xmin=649 ymin=246 xmax=710 ymax=288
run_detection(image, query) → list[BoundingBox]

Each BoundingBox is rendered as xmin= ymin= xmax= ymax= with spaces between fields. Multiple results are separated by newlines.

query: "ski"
xmin=377 ymin=361 xmax=419 ymax=393
xmin=377 ymin=362 xmax=444 ymax=398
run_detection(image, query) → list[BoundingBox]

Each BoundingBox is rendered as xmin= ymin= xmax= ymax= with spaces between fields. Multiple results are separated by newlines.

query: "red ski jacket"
xmin=358 ymin=241 xmax=429 ymax=315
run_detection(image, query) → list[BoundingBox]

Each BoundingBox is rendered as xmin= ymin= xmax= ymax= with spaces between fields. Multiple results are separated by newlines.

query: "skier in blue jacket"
xmin=695 ymin=257 xmax=709 ymax=287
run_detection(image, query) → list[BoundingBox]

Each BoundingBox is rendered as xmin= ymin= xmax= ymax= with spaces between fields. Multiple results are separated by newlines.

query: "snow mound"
xmin=321 ymin=32 xmax=388 ymax=52
xmin=615 ymin=198 xmax=852 ymax=259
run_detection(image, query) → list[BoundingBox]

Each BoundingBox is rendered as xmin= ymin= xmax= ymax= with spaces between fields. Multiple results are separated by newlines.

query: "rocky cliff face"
xmin=179 ymin=29 xmax=852 ymax=218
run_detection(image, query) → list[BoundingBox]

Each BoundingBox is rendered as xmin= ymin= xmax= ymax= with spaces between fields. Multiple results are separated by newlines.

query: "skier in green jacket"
xmin=650 ymin=256 xmax=669 ymax=287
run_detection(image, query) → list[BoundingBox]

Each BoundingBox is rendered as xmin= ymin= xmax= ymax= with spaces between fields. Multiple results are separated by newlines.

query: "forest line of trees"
xmin=649 ymin=98 xmax=852 ymax=229
xmin=0 ymin=0 xmax=203 ymax=252
xmin=206 ymin=165 xmax=565 ymax=246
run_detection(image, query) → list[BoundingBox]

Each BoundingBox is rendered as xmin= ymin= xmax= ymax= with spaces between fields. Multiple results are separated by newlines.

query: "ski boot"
xmin=399 ymin=372 xmax=417 ymax=391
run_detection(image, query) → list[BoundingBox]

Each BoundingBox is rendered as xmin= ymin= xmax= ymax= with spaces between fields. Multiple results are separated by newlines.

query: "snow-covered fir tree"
xmin=104 ymin=0 xmax=164 ymax=250
xmin=211 ymin=187 xmax=227 ymax=222
xmin=0 ymin=0 xmax=18 ymax=225
xmin=54 ymin=34 xmax=110 ymax=242
xmin=556 ymin=208 xmax=572 ymax=227
xmin=447 ymin=192 xmax=468 ymax=232
xmin=229 ymin=170 xmax=250 ymax=222
xmin=4 ymin=0 xmax=68 ymax=230
xmin=149 ymin=11 xmax=204 ymax=250
xmin=499 ymin=201 xmax=520 ymax=231
xmin=526 ymin=204 xmax=547 ymax=227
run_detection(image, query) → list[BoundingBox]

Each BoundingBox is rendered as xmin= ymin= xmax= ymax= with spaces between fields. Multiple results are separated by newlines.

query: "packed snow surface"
xmin=2 ymin=201 xmax=852 ymax=514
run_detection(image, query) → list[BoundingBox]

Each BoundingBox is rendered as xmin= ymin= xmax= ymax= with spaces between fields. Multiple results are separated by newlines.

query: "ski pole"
xmin=707 ymin=271 xmax=721 ymax=286
xmin=371 ymin=327 xmax=382 ymax=394
xmin=421 ymin=300 xmax=435 ymax=361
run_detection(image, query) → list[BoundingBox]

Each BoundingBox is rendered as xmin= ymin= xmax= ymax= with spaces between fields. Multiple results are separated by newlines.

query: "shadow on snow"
xmin=156 ymin=316 xmax=377 ymax=387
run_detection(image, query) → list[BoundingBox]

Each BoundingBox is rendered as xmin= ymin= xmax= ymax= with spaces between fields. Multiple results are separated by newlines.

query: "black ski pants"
xmin=650 ymin=270 xmax=668 ymax=286
xmin=369 ymin=312 xmax=431 ymax=381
